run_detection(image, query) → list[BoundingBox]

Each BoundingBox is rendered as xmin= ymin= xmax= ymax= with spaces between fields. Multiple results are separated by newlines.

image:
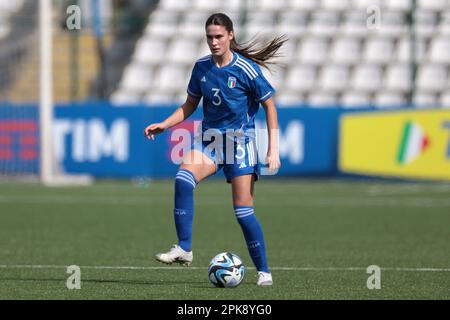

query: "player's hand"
xmin=266 ymin=148 xmax=281 ymax=173
xmin=144 ymin=122 xmax=167 ymax=140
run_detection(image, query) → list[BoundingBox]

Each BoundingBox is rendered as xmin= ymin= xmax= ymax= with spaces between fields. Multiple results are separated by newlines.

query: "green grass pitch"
xmin=0 ymin=179 xmax=449 ymax=299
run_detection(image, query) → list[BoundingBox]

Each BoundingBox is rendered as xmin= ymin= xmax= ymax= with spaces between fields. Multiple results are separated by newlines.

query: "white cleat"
xmin=256 ymin=271 xmax=273 ymax=286
xmin=155 ymin=244 xmax=193 ymax=266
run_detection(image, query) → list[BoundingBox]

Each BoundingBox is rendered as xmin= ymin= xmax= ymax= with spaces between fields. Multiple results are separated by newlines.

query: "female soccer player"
xmin=144 ymin=13 xmax=285 ymax=286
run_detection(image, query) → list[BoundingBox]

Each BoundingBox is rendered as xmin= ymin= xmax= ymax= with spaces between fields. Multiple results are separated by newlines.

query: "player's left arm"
xmin=261 ymin=97 xmax=281 ymax=173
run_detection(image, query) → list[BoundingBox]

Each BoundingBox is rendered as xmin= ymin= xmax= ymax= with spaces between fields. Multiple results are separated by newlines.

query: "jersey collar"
xmin=211 ymin=51 xmax=238 ymax=70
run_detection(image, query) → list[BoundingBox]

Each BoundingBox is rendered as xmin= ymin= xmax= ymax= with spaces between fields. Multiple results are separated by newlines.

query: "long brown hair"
xmin=205 ymin=13 xmax=288 ymax=71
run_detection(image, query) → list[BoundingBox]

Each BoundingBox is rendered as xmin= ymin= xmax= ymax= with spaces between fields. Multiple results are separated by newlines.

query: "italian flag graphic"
xmin=397 ymin=121 xmax=430 ymax=165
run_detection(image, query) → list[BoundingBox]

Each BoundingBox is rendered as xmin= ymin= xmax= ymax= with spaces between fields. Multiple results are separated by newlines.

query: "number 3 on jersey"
xmin=212 ymin=88 xmax=222 ymax=106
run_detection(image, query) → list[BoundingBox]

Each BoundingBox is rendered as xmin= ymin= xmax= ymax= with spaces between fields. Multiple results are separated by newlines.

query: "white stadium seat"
xmin=385 ymin=0 xmax=412 ymax=11
xmin=439 ymin=12 xmax=450 ymax=35
xmin=145 ymin=11 xmax=178 ymax=37
xmin=160 ymin=0 xmax=190 ymax=11
xmin=417 ymin=65 xmax=448 ymax=92
xmin=246 ymin=11 xmax=275 ymax=24
xmin=178 ymin=12 xmax=211 ymax=37
xmin=275 ymin=91 xmax=305 ymax=106
xmin=440 ymin=93 xmax=450 ymax=107
xmin=397 ymin=37 xmax=427 ymax=63
xmin=417 ymin=0 xmax=449 ymax=11
xmin=262 ymin=67 xmax=285 ymax=91
xmin=330 ymin=37 xmax=361 ymax=64
xmin=252 ymin=0 xmax=287 ymax=10
xmin=320 ymin=65 xmax=350 ymax=92
xmin=0 ymin=0 xmax=24 ymax=13
xmin=340 ymin=11 xmax=369 ymax=37
xmin=0 ymin=0 xmax=23 ymax=39
xmin=285 ymin=65 xmax=317 ymax=92
xmin=133 ymin=38 xmax=167 ymax=65
xmin=384 ymin=64 xmax=411 ymax=92
xmin=193 ymin=0 xmax=223 ymax=10
xmin=277 ymin=11 xmax=308 ymax=38
xmin=377 ymin=12 xmax=408 ymax=37
xmin=276 ymin=38 xmax=297 ymax=64
xmin=120 ymin=64 xmax=153 ymax=92
xmin=414 ymin=92 xmax=437 ymax=107
xmin=374 ymin=92 xmax=406 ymax=108
xmin=321 ymin=0 xmax=351 ymax=10
xmin=0 ymin=18 xmax=10 ymax=39
xmin=353 ymin=0 xmax=383 ymax=9
xmin=352 ymin=65 xmax=383 ymax=92
xmin=196 ymin=0 xmax=240 ymax=11
xmin=197 ymin=41 xmax=211 ymax=59
xmin=363 ymin=38 xmax=395 ymax=64
xmin=144 ymin=91 xmax=176 ymax=104
xmin=224 ymin=0 xmax=241 ymax=10
xmin=289 ymin=0 xmax=318 ymax=11
xmin=429 ymin=37 xmax=450 ymax=64
xmin=308 ymin=11 xmax=340 ymax=37
xmin=341 ymin=92 xmax=371 ymax=107
xmin=415 ymin=11 xmax=438 ymax=38
xmin=111 ymin=89 xmax=142 ymax=106
xmin=154 ymin=65 xmax=188 ymax=92
xmin=308 ymin=92 xmax=338 ymax=106
xmin=297 ymin=38 xmax=329 ymax=65
xmin=148 ymin=10 xmax=178 ymax=23
xmin=245 ymin=11 xmax=276 ymax=37
xmin=167 ymin=38 xmax=200 ymax=64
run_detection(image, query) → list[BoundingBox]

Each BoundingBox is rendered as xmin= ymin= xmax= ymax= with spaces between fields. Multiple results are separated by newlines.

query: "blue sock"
xmin=234 ymin=206 xmax=269 ymax=273
xmin=174 ymin=169 xmax=197 ymax=252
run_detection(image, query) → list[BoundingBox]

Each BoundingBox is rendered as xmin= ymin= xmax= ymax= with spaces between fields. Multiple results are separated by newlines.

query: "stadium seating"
xmin=329 ymin=37 xmax=361 ymax=65
xmin=112 ymin=0 xmax=450 ymax=108
xmin=384 ymin=64 xmax=411 ymax=92
xmin=341 ymin=91 xmax=371 ymax=107
xmin=0 ymin=0 xmax=25 ymax=40
xmin=320 ymin=65 xmax=350 ymax=92
xmin=120 ymin=63 xmax=154 ymax=93
xmin=374 ymin=91 xmax=407 ymax=107
xmin=277 ymin=11 xmax=308 ymax=38
xmin=285 ymin=66 xmax=316 ymax=92
xmin=441 ymin=92 xmax=450 ymax=106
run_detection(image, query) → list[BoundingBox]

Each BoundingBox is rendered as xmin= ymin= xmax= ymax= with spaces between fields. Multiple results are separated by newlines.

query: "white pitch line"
xmin=1 ymin=195 xmax=450 ymax=207
xmin=0 ymin=265 xmax=449 ymax=272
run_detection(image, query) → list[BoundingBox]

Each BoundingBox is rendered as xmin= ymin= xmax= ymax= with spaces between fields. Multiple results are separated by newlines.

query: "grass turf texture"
xmin=0 ymin=179 xmax=449 ymax=299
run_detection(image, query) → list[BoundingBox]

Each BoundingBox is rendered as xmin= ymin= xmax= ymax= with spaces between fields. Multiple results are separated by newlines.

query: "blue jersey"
xmin=187 ymin=51 xmax=275 ymax=134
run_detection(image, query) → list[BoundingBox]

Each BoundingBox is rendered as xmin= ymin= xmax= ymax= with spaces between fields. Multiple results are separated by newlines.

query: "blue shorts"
xmin=192 ymin=130 xmax=259 ymax=183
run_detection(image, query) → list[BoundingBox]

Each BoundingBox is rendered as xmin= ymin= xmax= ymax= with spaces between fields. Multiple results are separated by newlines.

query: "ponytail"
xmin=230 ymin=35 xmax=288 ymax=70
xmin=205 ymin=13 xmax=288 ymax=71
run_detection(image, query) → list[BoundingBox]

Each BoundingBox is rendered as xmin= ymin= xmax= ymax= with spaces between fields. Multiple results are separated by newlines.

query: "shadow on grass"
xmin=0 ymin=277 xmax=210 ymax=287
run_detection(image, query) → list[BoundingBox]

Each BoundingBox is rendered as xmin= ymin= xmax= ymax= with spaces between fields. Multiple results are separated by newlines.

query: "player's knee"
xmin=175 ymin=169 xmax=197 ymax=191
xmin=232 ymin=196 xmax=253 ymax=207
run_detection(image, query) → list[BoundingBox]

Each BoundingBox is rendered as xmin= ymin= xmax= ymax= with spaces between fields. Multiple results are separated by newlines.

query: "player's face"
xmin=206 ymin=25 xmax=234 ymax=57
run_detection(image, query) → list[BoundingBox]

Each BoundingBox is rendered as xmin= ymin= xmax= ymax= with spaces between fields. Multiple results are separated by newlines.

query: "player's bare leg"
xmin=231 ymin=174 xmax=255 ymax=207
xmin=180 ymin=149 xmax=217 ymax=182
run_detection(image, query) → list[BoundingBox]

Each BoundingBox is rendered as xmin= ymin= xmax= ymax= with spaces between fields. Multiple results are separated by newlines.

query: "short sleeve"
xmin=250 ymin=64 xmax=275 ymax=102
xmin=187 ymin=63 xmax=202 ymax=99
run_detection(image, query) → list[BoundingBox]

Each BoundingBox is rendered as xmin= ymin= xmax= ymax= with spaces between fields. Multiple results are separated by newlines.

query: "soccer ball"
xmin=208 ymin=252 xmax=245 ymax=288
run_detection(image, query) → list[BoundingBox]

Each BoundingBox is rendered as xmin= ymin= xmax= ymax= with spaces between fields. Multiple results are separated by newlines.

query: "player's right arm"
xmin=144 ymin=95 xmax=200 ymax=140
xmin=145 ymin=61 xmax=203 ymax=140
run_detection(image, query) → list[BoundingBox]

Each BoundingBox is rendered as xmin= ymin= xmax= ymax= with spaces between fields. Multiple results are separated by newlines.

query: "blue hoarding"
xmin=0 ymin=103 xmax=341 ymax=178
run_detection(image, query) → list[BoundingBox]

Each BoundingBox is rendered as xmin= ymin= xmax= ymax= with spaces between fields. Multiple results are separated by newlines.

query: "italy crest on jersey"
xmin=227 ymin=76 xmax=237 ymax=88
